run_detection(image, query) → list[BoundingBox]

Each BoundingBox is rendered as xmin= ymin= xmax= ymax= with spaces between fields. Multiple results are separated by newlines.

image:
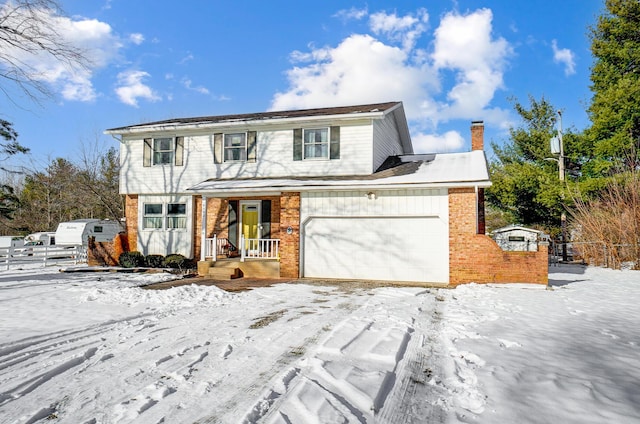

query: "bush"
xmin=145 ymin=254 xmax=165 ymax=268
xmin=162 ymin=254 xmax=196 ymax=272
xmin=119 ymin=251 xmax=144 ymax=268
xmin=163 ymin=254 xmax=188 ymax=270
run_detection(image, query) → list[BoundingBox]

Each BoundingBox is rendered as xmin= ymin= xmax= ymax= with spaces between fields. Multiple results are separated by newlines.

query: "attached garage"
xmin=300 ymin=189 xmax=450 ymax=283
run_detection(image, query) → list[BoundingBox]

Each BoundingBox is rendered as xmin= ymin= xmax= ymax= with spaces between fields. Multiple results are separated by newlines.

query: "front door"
xmin=240 ymin=201 xmax=260 ymax=251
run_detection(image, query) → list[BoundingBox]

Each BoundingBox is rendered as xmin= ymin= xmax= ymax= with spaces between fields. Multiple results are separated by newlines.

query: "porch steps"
xmin=208 ymin=267 xmax=242 ymax=280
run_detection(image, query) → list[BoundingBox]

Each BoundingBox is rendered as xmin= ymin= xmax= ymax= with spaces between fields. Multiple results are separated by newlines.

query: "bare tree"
xmin=0 ymin=0 xmax=89 ymax=103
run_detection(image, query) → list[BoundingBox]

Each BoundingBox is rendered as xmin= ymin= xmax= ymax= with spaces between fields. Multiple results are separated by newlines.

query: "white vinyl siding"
xmin=138 ymin=195 xmax=193 ymax=257
xmin=372 ymin=113 xmax=405 ymax=171
xmin=119 ymin=120 xmax=375 ymax=195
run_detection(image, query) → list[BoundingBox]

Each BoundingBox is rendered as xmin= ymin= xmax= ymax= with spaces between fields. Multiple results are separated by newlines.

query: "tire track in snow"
xmin=0 ymin=313 xmax=155 ymax=412
xmin=0 ymin=347 xmax=97 ymax=406
xmin=243 ymin=289 xmax=439 ymax=423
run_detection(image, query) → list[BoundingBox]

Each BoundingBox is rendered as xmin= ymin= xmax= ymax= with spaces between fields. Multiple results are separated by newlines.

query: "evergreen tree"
xmin=486 ymin=96 xmax=584 ymax=233
xmin=588 ymin=0 xmax=640 ymax=174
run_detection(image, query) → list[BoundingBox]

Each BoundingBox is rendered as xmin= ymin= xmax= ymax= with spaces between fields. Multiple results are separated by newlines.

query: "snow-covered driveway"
xmin=1 ymin=265 xmax=639 ymax=423
xmin=0 ymin=269 xmax=445 ymax=423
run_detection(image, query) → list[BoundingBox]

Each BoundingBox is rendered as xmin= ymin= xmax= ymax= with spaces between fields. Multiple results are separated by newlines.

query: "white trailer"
xmin=55 ymin=219 xmax=122 ymax=246
xmin=24 ymin=232 xmax=56 ymax=246
xmin=0 ymin=236 xmax=25 ymax=250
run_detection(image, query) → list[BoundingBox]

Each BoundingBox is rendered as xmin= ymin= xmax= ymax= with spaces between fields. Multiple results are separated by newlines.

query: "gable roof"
xmin=187 ymin=150 xmax=490 ymax=194
xmin=105 ymin=101 xmax=403 ymax=133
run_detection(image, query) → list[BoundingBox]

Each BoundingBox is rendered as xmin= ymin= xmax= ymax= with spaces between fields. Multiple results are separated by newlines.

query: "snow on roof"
xmin=187 ymin=150 xmax=490 ymax=193
xmin=492 ymin=225 xmax=542 ymax=234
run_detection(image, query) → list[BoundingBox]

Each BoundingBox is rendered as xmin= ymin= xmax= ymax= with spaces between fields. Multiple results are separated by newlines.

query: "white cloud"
xmin=179 ymin=53 xmax=194 ymax=65
xmin=129 ymin=33 xmax=145 ymax=45
xmin=432 ymin=9 xmax=512 ymax=121
xmin=115 ymin=70 xmax=161 ymax=107
xmin=271 ymin=34 xmax=436 ymax=117
xmin=0 ymin=3 xmax=123 ymax=102
xmin=412 ymin=130 xmax=465 ymax=153
xmin=334 ymin=7 xmax=368 ymax=21
xmin=182 ymin=78 xmax=210 ymax=95
xmin=369 ymin=9 xmax=428 ymax=51
xmin=271 ymin=7 xmax=513 ymax=153
xmin=552 ymin=39 xmax=576 ymax=76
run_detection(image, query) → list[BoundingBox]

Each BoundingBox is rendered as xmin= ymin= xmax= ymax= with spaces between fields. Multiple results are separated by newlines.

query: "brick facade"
xmin=449 ymin=188 xmax=548 ymax=285
xmin=279 ymin=192 xmax=300 ymax=278
xmin=124 ymin=194 xmax=138 ymax=252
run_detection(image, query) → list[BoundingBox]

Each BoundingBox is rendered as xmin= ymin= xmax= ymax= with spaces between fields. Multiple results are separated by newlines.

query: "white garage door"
xmin=303 ymin=217 xmax=448 ymax=283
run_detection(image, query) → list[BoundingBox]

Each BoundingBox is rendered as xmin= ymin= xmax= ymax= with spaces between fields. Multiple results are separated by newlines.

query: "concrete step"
xmin=208 ymin=267 xmax=242 ymax=280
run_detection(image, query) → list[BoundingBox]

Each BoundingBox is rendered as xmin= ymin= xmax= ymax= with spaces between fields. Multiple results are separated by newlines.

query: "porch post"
xmin=200 ymin=195 xmax=207 ymax=261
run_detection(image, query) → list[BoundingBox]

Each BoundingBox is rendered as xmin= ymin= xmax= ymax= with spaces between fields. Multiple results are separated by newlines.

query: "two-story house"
xmin=106 ymin=101 xmax=548 ymax=285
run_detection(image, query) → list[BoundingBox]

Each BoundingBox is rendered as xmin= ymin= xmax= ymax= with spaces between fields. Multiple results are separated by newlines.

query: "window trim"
xmin=143 ymin=203 xmax=164 ymax=230
xmin=166 ymin=203 xmax=187 ymax=229
xmin=153 ymin=137 xmax=174 ymax=165
xmin=223 ymin=132 xmax=248 ymax=162
xmin=302 ymin=127 xmax=330 ymax=160
xmin=142 ymin=202 xmax=187 ymax=231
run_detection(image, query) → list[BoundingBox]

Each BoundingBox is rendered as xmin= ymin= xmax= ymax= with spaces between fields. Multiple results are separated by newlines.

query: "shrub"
xmin=145 ymin=254 xmax=165 ymax=268
xmin=163 ymin=254 xmax=188 ymax=270
xmin=119 ymin=251 xmax=144 ymax=268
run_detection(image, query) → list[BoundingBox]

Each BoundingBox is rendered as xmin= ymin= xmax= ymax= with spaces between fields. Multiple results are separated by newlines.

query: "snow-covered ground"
xmin=0 ymin=265 xmax=638 ymax=423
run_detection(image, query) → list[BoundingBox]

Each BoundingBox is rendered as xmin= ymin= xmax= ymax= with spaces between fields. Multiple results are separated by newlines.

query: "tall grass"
xmin=569 ymin=173 xmax=640 ymax=269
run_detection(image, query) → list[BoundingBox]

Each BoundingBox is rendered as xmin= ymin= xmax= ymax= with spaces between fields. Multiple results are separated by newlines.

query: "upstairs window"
xmin=224 ymin=133 xmax=247 ymax=162
xmin=293 ymin=126 xmax=340 ymax=161
xmin=143 ymin=137 xmax=184 ymax=167
xmin=303 ymin=128 xmax=329 ymax=159
xmin=153 ymin=138 xmax=173 ymax=164
xmin=214 ymin=131 xmax=257 ymax=164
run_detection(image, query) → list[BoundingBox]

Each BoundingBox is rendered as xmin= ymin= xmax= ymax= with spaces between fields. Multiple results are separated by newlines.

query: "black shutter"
xmin=330 ymin=126 xmax=340 ymax=159
xmin=293 ymin=128 xmax=302 ymax=161
xmin=247 ymin=131 xmax=257 ymax=163
xmin=214 ymin=133 xmax=223 ymax=164
xmin=228 ymin=200 xmax=238 ymax=248
xmin=261 ymin=200 xmax=271 ymax=239
xmin=143 ymin=138 xmax=152 ymax=167
xmin=175 ymin=136 xmax=184 ymax=166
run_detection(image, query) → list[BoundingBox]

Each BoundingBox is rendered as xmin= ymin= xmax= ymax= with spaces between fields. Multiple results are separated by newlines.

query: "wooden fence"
xmin=0 ymin=245 xmax=87 ymax=270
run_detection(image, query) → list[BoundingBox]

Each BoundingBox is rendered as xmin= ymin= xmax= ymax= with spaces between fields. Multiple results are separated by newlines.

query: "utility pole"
xmin=557 ymin=110 xmax=568 ymax=262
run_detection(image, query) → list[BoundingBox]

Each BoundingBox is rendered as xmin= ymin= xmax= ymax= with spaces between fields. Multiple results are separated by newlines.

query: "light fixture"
xmin=366 ymin=192 xmax=377 ymax=200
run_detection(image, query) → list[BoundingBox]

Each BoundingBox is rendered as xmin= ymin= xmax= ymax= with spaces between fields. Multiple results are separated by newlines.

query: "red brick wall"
xmin=279 ymin=192 xmax=300 ymax=278
xmin=124 ymin=194 xmax=138 ymax=252
xmin=449 ymin=188 xmax=548 ymax=285
xmin=193 ymin=196 xmax=202 ymax=259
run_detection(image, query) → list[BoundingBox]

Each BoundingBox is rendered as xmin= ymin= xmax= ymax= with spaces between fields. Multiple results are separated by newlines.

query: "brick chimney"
xmin=471 ymin=120 xmax=484 ymax=151
xmin=471 ymin=120 xmax=486 ymax=234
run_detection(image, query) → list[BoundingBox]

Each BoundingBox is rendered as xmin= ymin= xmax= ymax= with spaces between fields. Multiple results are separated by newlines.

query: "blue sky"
xmin=1 ymin=0 xmax=604 ymax=169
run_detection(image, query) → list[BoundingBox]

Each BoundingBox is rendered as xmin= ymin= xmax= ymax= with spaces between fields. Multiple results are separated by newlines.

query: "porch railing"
xmin=240 ymin=235 xmax=280 ymax=261
xmin=202 ymin=235 xmax=279 ymax=262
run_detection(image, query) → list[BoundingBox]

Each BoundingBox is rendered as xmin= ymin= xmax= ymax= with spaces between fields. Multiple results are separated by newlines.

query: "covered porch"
xmin=194 ymin=193 xmax=300 ymax=279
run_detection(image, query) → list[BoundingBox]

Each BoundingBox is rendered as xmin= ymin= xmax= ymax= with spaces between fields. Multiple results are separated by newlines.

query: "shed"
xmin=492 ymin=225 xmax=542 ymax=252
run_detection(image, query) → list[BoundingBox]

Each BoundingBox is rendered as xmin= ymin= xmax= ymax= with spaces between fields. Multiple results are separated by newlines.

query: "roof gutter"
xmin=185 ymin=180 xmax=492 ymax=196
xmin=104 ymin=110 xmax=389 ymax=136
